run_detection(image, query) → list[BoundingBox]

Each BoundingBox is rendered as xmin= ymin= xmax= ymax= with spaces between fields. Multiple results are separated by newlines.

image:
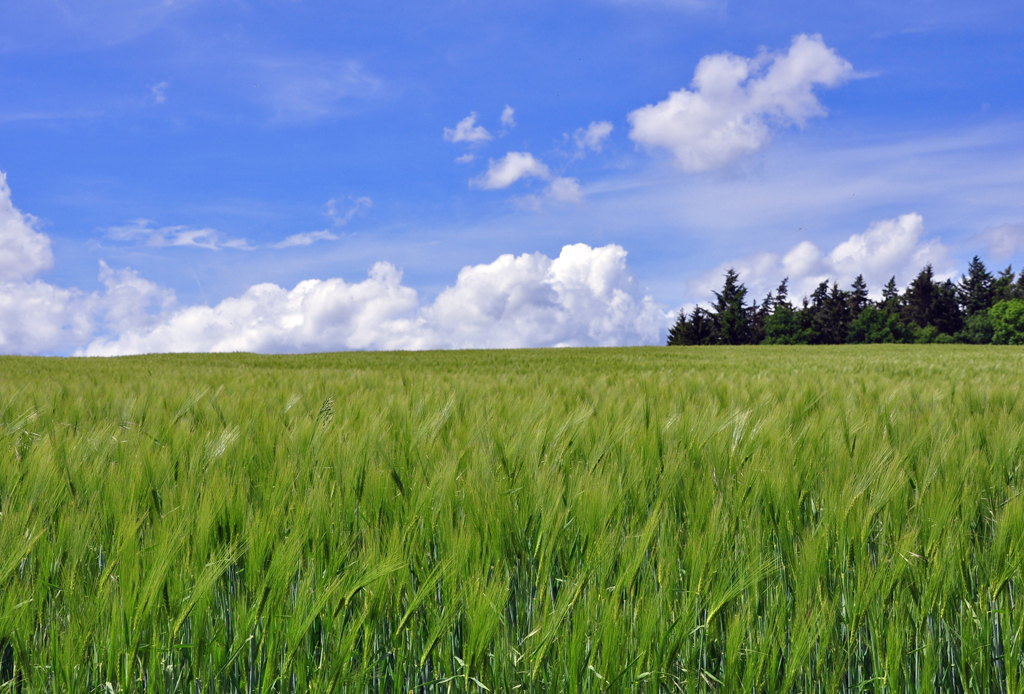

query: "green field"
xmin=1 ymin=347 xmax=1023 ymax=693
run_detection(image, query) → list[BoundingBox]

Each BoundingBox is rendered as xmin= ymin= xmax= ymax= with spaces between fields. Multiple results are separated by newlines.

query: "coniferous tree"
xmin=666 ymin=309 xmax=688 ymax=346
xmin=881 ymin=277 xmax=900 ymax=310
xmin=712 ymin=269 xmax=749 ymax=345
xmin=667 ymin=306 xmax=719 ymax=345
xmin=904 ymin=265 xmax=940 ymax=332
xmin=821 ymin=282 xmax=851 ymax=344
xmin=848 ymin=275 xmax=869 ymax=318
xmin=747 ymin=298 xmax=768 ymax=345
xmin=932 ymin=279 xmax=963 ymax=337
xmin=958 ymin=256 xmax=994 ymax=316
xmin=684 ymin=307 xmax=719 ymax=345
xmin=763 ymin=278 xmax=808 ymax=344
xmin=993 ymin=266 xmax=1016 ymax=303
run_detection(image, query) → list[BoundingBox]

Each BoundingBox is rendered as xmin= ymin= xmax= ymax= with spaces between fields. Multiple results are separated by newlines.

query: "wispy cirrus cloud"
xmin=326 ymin=196 xmax=373 ymax=227
xmin=273 ymin=230 xmax=338 ymax=249
xmin=254 ymin=58 xmax=384 ymax=122
xmin=105 ymin=219 xmax=254 ymax=250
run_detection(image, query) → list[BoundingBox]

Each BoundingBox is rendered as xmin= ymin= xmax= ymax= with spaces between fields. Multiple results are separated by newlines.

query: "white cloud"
xmin=474 ymin=152 xmax=551 ymax=189
xmin=97 ymin=261 xmax=176 ymax=334
xmin=105 ymin=219 xmax=252 ymax=250
xmin=690 ymin=213 xmax=951 ymax=302
xmin=151 ymin=81 xmax=168 ymax=104
xmin=0 ymin=280 xmax=93 ymax=355
xmin=0 ymin=175 xmax=185 ymax=354
xmin=0 ymin=172 xmax=54 ymax=282
xmin=628 ymin=34 xmax=854 ymax=172
xmin=83 ymin=263 xmax=424 ymax=355
xmin=0 ymin=173 xmax=660 ymax=355
xmin=455 ymin=153 xmax=476 ymax=164
xmin=473 ymin=153 xmax=585 ymax=205
xmin=326 ymin=196 xmax=372 ymax=227
xmin=500 ymin=105 xmax=516 ymax=128
xmin=420 ymin=243 xmax=665 ymax=348
xmin=547 ymin=177 xmax=584 ymax=203
xmin=974 ymin=223 xmax=1024 ymax=260
xmin=574 ymin=121 xmax=613 ymax=153
xmin=444 ymin=113 xmax=493 ymax=144
xmin=274 ymin=230 xmax=339 ymax=249
xmin=83 ymin=243 xmax=666 ymax=355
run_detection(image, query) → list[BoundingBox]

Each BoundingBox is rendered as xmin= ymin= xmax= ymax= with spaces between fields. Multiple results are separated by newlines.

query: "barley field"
xmin=1 ymin=346 xmax=1022 ymax=693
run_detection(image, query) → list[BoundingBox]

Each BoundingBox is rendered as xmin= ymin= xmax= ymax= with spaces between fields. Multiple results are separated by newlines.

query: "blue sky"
xmin=1 ymin=0 xmax=1023 ymax=354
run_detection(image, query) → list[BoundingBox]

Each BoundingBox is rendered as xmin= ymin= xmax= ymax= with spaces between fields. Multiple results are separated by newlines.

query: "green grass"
xmin=0 ymin=346 xmax=1022 ymax=693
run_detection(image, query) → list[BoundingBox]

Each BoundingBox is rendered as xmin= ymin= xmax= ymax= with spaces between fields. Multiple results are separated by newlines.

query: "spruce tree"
xmin=958 ymin=256 xmax=994 ymax=316
xmin=993 ymin=266 xmax=1016 ymax=303
xmin=881 ymin=276 xmax=900 ymax=309
xmin=848 ymin=275 xmax=869 ymax=317
xmin=712 ymin=269 xmax=749 ymax=345
xmin=666 ymin=309 xmax=688 ymax=346
xmin=904 ymin=265 xmax=937 ymax=329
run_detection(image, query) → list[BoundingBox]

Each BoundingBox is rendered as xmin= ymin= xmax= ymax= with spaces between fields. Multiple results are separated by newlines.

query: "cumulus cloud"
xmin=690 ymin=213 xmax=951 ymax=302
xmin=574 ymin=121 xmax=613 ymax=153
xmin=628 ymin=34 xmax=855 ymax=172
xmin=474 ymin=152 xmax=584 ymax=204
xmin=500 ymin=105 xmax=516 ymax=128
xmin=0 ymin=171 xmax=662 ymax=354
xmin=83 ymin=243 xmax=666 ymax=355
xmin=444 ymin=113 xmax=493 ymax=144
xmin=474 ymin=152 xmax=551 ymax=189
xmin=419 ymin=243 xmax=665 ymax=349
xmin=106 ymin=219 xmax=254 ymax=250
xmin=0 ymin=173 xmax=54 ymax=281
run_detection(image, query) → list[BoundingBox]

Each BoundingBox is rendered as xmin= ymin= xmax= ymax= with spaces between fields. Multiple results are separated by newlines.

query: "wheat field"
xmin=1 ymin=346 xmax=1022 ymax=693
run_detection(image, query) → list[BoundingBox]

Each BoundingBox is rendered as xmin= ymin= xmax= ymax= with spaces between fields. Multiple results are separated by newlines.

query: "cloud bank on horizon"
xmin=0 ymin=168 xmax=956 ymax=356
xmin=0 ymin=172 xmax=665 ymax=355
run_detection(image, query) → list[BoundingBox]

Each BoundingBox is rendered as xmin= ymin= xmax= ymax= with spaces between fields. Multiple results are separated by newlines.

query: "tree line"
xmin=668 ymin=256 xmax=1024 ymax=346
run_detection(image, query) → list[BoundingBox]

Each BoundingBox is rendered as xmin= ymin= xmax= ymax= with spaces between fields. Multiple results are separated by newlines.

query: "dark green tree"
xmin=932 ymin=279 xmax=963 ymax=336
xmin=848 ymin=275 xmax=869 ymax=318
xmin=763 ymin=279 xmax=810 ymax=344
xmin=712 ymin=269 xmax=749 ymax=345
xmin=667 ymin=306 xmax=718 ymax=345
xmin=881 ymin=276 xmax=901 ymax=310
xmin=957 ymin=256 xmax=994 ymax=316
xmin=666 ymin=308 xmax=688 ymax=346
xmin=847 ymin=305 xmax=910 ymax=343
xmin=904 ymin=265 xmax=938 ymax=329
xmin=993 ymin=266 xmax=1016 ymax=303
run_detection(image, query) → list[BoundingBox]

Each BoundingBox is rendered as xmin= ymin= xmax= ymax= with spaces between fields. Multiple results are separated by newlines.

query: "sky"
xmin=1 ymin=0 xmax=1023 ymax=355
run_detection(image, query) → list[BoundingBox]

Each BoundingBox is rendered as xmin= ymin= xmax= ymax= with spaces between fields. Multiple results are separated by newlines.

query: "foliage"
xmin=712 ymin=269 xmax=749 ymax=345
xmin=670 ymin=256 xmax=1022 ymax=346
xmin=990 ymin=299 xmax=1024 ymax=345
xmin=0 ymin=348 xmax=1023 ymax=693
